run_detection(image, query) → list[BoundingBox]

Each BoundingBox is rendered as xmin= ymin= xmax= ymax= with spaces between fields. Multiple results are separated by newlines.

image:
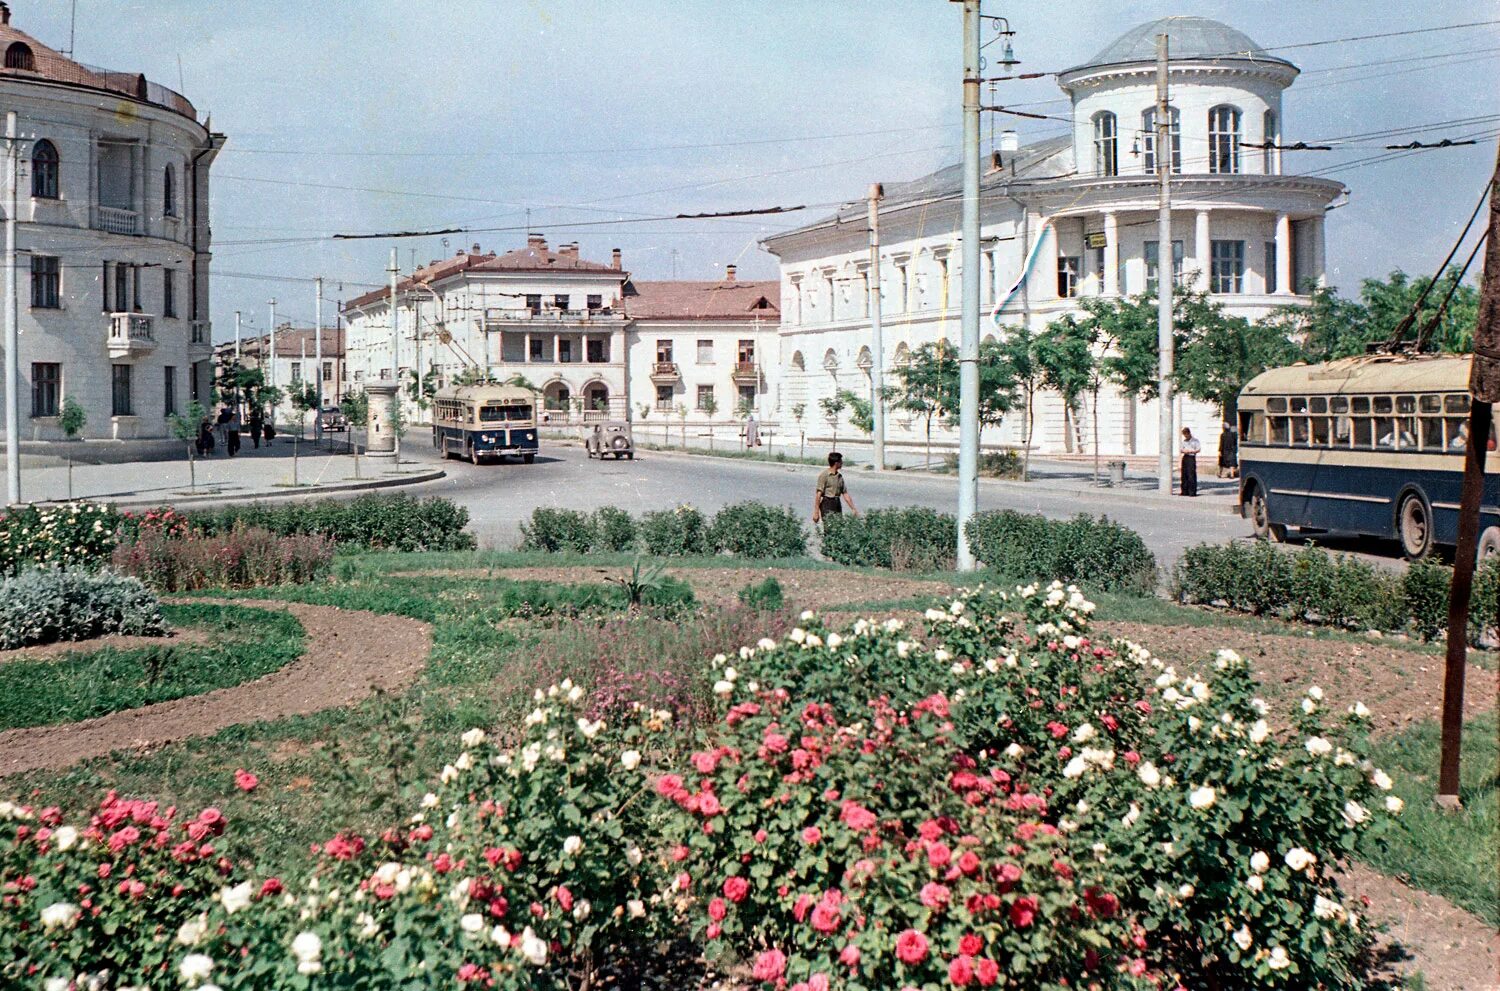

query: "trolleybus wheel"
xmin=1478 ymin=526 xmax=1500 ymax=563
xmin=523 ymin=453 xmax=535 ymax=464
xmin=1398 ymin=493 xmax=1434 ymax=560
xmin=468 ymin=445 xmax=480 ymax=466
xmin=1248 ymin=485 xmax=1285 ymax=543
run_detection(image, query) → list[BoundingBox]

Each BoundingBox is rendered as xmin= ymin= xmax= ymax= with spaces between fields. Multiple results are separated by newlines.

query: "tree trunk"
xmin=1091 ymin=384 xmax=1102 ymax=486
xmin=66 ymin=454 xmax=73 ymax=501
xmin=187 ymin=447 xmax=196 ymax=493
xmin=926 ymin=415 xmax=933 ymax=470
xmin=1022 ymin=388 xmax=1034 ymax=482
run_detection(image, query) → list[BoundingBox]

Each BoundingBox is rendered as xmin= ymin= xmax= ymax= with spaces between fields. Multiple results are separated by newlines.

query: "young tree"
xmin=676 ymin=403 xmax=689 ymax=449
xmin=287 ymin=383 xmax=319 ymax=485
xmin=701 ymin=393 xmax=719 ymax=451
xmin=995 ymin=325 xmax=1044 ymax=481
xmin=58 ymin=397 xmax=86 ymax=501
xmin=1035 ymin=316 xmax=1097 ymax=457
xmin=818 ymin=390 xmax=849 ymax=450
xmin=388 ymin=396 xmax=407 ymax=473
xmin=790 ymin=402 xmax=807 ymax=460
xmin=341 ymin=390 xmax=369 ymax=473
xmin=893 ymin=341 xmax=955 ymax=469
xmin=167 ymin=401 xmax=207 ymax=493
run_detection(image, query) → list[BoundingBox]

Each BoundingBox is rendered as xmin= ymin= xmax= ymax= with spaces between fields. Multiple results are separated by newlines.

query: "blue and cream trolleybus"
xmin=1237 ymin=353 xmax=1499 ymax=561
xmin=431 ymin=384 xmax=539 ymax=464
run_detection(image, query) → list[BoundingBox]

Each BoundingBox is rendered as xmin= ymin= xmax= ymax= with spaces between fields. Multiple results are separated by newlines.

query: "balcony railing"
xmin=485 ymin=306 xmax=616 ymax=323
xmin=731 ymin=360 xmax=759 ymax=383
xmin=107 ymin=313 xmax=154 ymax=358
xmin=650 ymin=361 xmax=680 ymax=382
xmin=190 ymin=320 xmax=211 ymax=345
xmin=94 ymin=206 xmax=139 ymax=235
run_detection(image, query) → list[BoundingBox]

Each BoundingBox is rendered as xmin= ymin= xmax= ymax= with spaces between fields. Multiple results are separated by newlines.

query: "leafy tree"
xmin=340 ymin=390 xmax=369 ymax=465
xmin=893 ymin=341 xmax=954 ymax=469
xmin=287 ymin=383 xmax=319 ymax=484
xmin=1177 ymin=311 xmax=1299 ymax=420
xmin=701 ymin=393 xmax=719 ymax=449
xmin=994 ymin=326 xmax=1045 ymax=480
xmin=167 ymin=401 xmax=207 ymax=493
xmin=841 ymin=389 xmax=873 ymax=437
xmin=790 ymin=402 xmax=807 ymax=459
xmin=1035 ymin=316 xmax=1096 ymax=457
xmin=58 ymin=397 xmax=86 ymax=501
xmin=818 ymin=391 xmax=849 ymax=449
xmin=1265 ymin=269 xmax=1479 ymax=361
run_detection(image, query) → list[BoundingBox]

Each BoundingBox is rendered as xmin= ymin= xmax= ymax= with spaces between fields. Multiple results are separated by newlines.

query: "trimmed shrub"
xmin=737 ymin=576 xmax=785 ymax=611
xmin=491 ymin=576 xmax=693 ymax=619
xmin=593 ymin=507 xmax=637 ymax=552
xmin=707 ymin=502 xmax=807 ymax=558
xmin=0 ymin=502 xmax=121 ymax=575
xmin=1469 ymin=558 xmax=1500 ymax=645
xmin=111 ymin=526 xmax=334 ymax=591
xmin=518 ymin=508 xmax=597 ymax=553
xmin=1402 ymin=560 xmax=1450 ymax=641
xmin=942 ymin=449 xmax=1024 ymax=478
xmin=0 ymin=567 xmax=166 ymax=649
xmin=184 ymin=495 xmax=474 ymax=551
xmin=639 ymin=505 xmax=710 ymax=556
xmin=1173 ymin=541 xmax=1294 ymax=617
xmin=966 ymin=509 xmax=1156 ymax=593
xmin=821 ymin=506 xmax=956 ymax=571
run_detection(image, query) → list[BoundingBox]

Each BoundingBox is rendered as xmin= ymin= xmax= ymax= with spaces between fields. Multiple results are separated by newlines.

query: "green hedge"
xmin=706 ymin=503 xmax=807 ymax=559
xmin=1171 ymin=540 xmax=1500 ymax=644
xmin=822 ymin=507 xmax=957 ymax=571
xmin=183 ymin=495 xmax=474 ymax=552
xmin=520 ymin=502 xmax=803 ymax=558
xmin=965 ymin=509 xmax=1157 ymax=593
xmin=0 ymin=567 xmax=166 ymax=650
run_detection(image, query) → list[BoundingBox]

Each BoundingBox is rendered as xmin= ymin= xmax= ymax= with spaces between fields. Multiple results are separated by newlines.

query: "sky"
xmin=15 ymin=1 xmax=1500 ymax=342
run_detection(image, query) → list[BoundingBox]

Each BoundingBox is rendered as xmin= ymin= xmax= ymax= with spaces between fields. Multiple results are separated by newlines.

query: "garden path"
xmin=0 ymin=600 xmax=431 ymax=777
xmin=0 ymin=627 xmax=212 ymax=665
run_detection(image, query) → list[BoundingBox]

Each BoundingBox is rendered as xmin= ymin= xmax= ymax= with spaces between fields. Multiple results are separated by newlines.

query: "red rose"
xmin=975 ymin=958 xmax=1000 ymax=986
xmin=259 ymin=878 xmax=283 ymax=898
xmin=752 ymin=949 xmax=787 ymax=982
xmin=957 ymin=851 xmax=981 ymax=876
xmin=1009 ymin=896 xmax=1038 ymax=928
xmin=895 ymin=928 xmax=929 ymax=964
xmin=802 ymin=826 xmax=822 ymax=845
xmin=723 ymin=876 xmax=749 ymax=903
xmin=949 ymin=955 xmax=975 ymax=987
xmin=959 ymin=934 xmax=982 ymax=956
xmin=556 ymin=885 xmax=573 ymax=911
xmin=708 ymin=897 xmax=727 ymax=921
xmin=233 ymin=769 xmax=259 ymax=792
xmin=927 ymin=842 xmax=952 ymax=868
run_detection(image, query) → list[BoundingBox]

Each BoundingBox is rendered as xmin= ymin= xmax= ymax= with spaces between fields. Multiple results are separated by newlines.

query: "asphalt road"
xmin=399 ymin=440 xmax=1248 ymax=565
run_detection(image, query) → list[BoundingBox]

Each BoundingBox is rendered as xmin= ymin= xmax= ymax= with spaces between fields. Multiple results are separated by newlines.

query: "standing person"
xmin=1217 ymin=421 xmax=1239 ymax=479
xmin=215 ymin=406 xmax=231 ymax=451
xmin=1179 ymin=427 xmax=1200 ymax=497
xmin=744 ymin=412 xmax=760 ymax=449
xmin=198 ymin=416 xmax=216 ymax=457
xmin=248 ymin=404 xmax=263 ymax=450
xmin=226 ymin=406 xmax=242 ymax=458
xmin=812 ymin=451 xmax=858 ymax=524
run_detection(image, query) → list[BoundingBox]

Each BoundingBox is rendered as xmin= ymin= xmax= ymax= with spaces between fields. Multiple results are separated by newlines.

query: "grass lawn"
xmin=0 ymin=603 xmax=303 ymax=730
xmin=1357 ymin=712 xmax=1499 ymax=927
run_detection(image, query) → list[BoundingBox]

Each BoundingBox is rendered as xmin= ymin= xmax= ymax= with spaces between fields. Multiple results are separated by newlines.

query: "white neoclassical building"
xmin=762 ymin=16 xmax=1343 ymax=460
xmin=342 ymin=236 xmax=779 ymax=433
xmin=0 ymin=4 xmax=223 ymax=446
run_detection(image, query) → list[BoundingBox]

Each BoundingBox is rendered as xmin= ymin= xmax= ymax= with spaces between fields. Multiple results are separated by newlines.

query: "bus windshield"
xmin=480 ymin=404 xmax=533 ymax=422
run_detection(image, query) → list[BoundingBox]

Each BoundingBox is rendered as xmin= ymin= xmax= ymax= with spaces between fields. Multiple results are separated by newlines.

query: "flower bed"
xmin=520 ymin=502 xmax=806 ymax=559
xmin=178 ymin=494 xmax=475 ymax=552
xmin=111 ymin=526 xmax=334 ymax=591
xmin=0 ymin=567 xmax=165 ymax=649
xmin=0 ymin=503 xmax=121 ymax=575
xmin=0 ymin=583 xmax=1402 ymax=989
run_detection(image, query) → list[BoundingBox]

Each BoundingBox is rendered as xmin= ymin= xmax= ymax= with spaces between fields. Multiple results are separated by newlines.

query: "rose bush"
xmin=0 ymin=502 xmax=121 ymax=575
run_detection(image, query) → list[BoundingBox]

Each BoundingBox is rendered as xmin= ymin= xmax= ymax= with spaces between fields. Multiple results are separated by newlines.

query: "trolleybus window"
xmin=479 ymin=404 xmax=533 ymax=422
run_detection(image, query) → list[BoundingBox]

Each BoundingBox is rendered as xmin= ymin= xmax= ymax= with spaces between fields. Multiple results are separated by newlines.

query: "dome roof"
xmin=1066 ymin=16 xmax=1294 ymax=74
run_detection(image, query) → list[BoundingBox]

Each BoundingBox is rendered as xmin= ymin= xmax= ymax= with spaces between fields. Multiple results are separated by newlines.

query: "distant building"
xmin=762 ymin=16 xmax=1342 ymax=459
xmin=0 ymin=3 xmax=224 ymax=444
xmin=341 ymin=237 xmax=779 ymax=431
xmin=216 ymin=326 xmax=346 ymax=420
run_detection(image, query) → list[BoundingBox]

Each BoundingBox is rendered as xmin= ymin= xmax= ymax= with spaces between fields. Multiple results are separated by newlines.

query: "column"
xmin=1102 ymin=212 xmax=1119 ymax=297
xmin=1275 ymin=212 xmax=1293 ymax=296
xmin=365 ymin=381 xmax=397 ymax=459
xmin=1309 ymin=214 xmax=1327 ymax=289
xmin=524 ymin=332 xmax=532 ymax=364
xmin=1194 ymin=210 xmax=1211 ymax=289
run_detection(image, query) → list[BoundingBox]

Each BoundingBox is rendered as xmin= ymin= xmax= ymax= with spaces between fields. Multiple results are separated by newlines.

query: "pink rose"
xmin=895 ymin=928 xmax=929 ymax=964
xmin=839 ymin=943 xmax=861 ymax=968
xmin=801 ymin=826 xmax=822 ymax=845
xmin=949 ymin=956 xmax=975 ymax=987
xmin=752 ymin=949 xmax=787 ymax=982
xmin=723 ymin=876 xmax=749 ymax=903
xmin=708 ymin=897 xmax=727 ymax=921
xmin=920 ymin=882 xmax=951 ymax=909
xmin=234 ymin=769 xmax=259 ymax=792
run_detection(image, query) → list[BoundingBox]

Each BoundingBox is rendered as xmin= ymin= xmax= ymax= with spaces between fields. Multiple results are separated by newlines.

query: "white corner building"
xmin=762 ymin=16 xmax=1343 ymax=460
xmin=0 ymin=3 xmax=223 ymax=446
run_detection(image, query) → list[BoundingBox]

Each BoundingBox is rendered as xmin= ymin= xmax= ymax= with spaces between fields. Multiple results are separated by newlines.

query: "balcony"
xmin=107 ymin=313 xmax=154 ymax=358
xmin=484 ymin=306 xmax=616 ymax=323
xmin=731 ymin=361 xmax=760 ymax=385
xmin=190 ymin=320 xmax=211 ymax=345
xmin=93 ymin=206 xmax=140 ymax=235
xmin=649 ymin=361 xmax=680 ymax=384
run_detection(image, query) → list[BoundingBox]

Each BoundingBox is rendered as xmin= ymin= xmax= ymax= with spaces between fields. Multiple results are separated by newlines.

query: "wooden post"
xmin=1437 ymin=140 xmax=1500 ymax=807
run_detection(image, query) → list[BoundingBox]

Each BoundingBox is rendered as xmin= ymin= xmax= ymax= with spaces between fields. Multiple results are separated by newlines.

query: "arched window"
xmin=822 ymin=348 xmax=839 ymax=372
xmin=1092 ymin=111 xmax=1118 ymax=177
xmin=1208 ymin=105 xmax=1242 ymax=174
xmin=856 ymin=345 xmax=873 ymax=372
xmin=1262 ymin=109 xmax=1278 ymax=174
xmin=1141 ymin=106 xmax=1181 ymax=174
xmin=30 ymin=140 xmax=58 ymax=199
xmin=4 ymin=43 xmax=34 ymax=71
xmin=163 ymin=164 xmax=176 ymax=217
xmin=893 ymin=342 xmax=911 ymax=367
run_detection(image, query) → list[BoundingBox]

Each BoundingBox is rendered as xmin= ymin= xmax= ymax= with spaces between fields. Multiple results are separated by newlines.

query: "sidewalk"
xmin=21 ymin=437 xmax=442 ymax=508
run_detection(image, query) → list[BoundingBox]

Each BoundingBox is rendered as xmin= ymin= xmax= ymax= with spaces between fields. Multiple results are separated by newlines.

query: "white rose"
xmin=568 ymin=685 xmax=585 ymax=703
xmin=219 ymin=881 xmax=253 ymax=915
xmin=45 ymin=980 xmax=68 ymax=991
xmin=625 ymin=844 xmax=643 ymax=866
xmin=291 ymin=931 xmax=323 ymax=962
xmin=455 ymin=751 xmax=474 ymax=771
xmin=520 ymin=927 xmax=549 ymax=966
xmin=1313 ymin=895 xmax=1346 ymax=921
xmin=757 ymin=638 xmax=777 ymax=650
xmin=1341 ymin=801 xmax=1369 ymax=828
xmin=39 ymin=901 xmax=80 ymax=930
xmin=1302 ymin=698 xmax=1317 ymax=714
xmin=1188 ymin=785 xmax=1217 ymax=811
xmin=1062 ymin=756 xmax=1088 ymax=779
xmin=491 ymin=924 xmax=511 ymax=946
xmin=1371 ymin=769 xmax=1393 ymax=791
xmin=1232 ymin=925 xmax=1252 ymax=951
xmin=1250 ymin=851 xmax=1270 ymax=873
xmin=177 ymin=915 xmax=209 ymax=946
xmin=573 ymin=898 xmax=592 ymax=920
xmin=460 ymin=913 xmax=485 ymax=936
xmin=826 ymin=633 xmax=843 ymax=649
xmin=54 ymin=825 xmax=78 ymax=851
xmin=1348 ymin=702 xmax=1370 ymax=719
xmin=1004 ymin=743 xmax=1024 ymax=759
xmin=1246 ymin=874 xmax=1264 ymax=892
xmin=461 ymin=727 xmax=487 ymax=747
xmin=1178 ymin=883 xmax=1194 ymax=898
xmin=421 ymin=792 xmax=440 ymax=809
xmin=1385 ymin=795 xmax=1405 ymax=814
xmin=1249 ymin=720 xmax=1270 ymax=745
xmin=563 ymin=835 xmax=583 ymax=857
xmin=713 ymin=680 xmax=733 ymax=696
xmin=1304 ymin=736 xmax=1332 ymax=757
xmin=1267 ymin=947 xmax=1291 ymax=970
xmin=1137 ymin=762 xmax=1161 ymax=788
xmin=1071 ymin=723 xmax=1096 ymax=743
xmin=627 ymin=898 xmax=646 ymax=918
xmin=1284 ymin=847 xmax=1317 ymax=872
xmin=621 ymin=750 xmax=641 ymax=771
xmin=1307 ymin=685 xmax=1324 ymax=700
xmin=179 ymin=953 xmax=215 ymax=985
xmin=440 ymin=764 xmax=460 ymax=783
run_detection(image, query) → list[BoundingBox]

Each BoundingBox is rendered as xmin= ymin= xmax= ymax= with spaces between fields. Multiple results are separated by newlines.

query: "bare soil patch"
xmin=0 ymin=628 xmax=212 ymax=665
xmin=0 ymin=600 xmax=431 ymax=778
xmin=392 ymin=566 xmax=955 ymax=612
xmin=1342 ymin=862 xmax=1500 ymax=991
xmin=1098 ymin=620 xmax=1496 ymax=735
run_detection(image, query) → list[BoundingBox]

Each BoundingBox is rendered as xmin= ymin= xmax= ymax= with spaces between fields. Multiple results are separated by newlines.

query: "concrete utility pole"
xmin=233 ymin=310 xmax=242 ymax=361
xmin=868 ymin=182 xmax=886 ymax=471
xmin=4 ymin=110 xmax=18 ymax=506
xmin=314 ymin=277 xmax=323 ymax=444
xmin=267 ymin=298 xmax=277 ymax=391
xmin=954 ymin=0 xmax=982 ymax=570
xmin=1437 ymin=139 xmax=1500 ymax=808
xmin=1155 ymin=34 xmax=1176 ymax=496
xmin=388 ymin=249 xmax=400 ymax=464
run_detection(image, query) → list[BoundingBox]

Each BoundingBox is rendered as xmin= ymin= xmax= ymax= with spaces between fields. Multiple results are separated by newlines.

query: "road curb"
xmin=42 ymin=468 xmax=448 ymax=510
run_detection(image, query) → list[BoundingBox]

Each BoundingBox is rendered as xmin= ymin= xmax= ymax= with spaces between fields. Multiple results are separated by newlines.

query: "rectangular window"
xmin=655 ymin=384 xmax=673 ymax=409
xmin=113 ymin=262 xmax=130 ymax=312
xmin=322 ymin=360 xmax=333 ymax=382
xmin=587 ymin=294 xmax=603 ymax=311
xmin=697 ymin=339 xmax=713 ymax=364
xmin=1264 ymin=241 xmax=1277 ymax=294
xmin=586 ymin=337 xmax=607 ymax=363
xmin=1210 ymin=240 xmax=1245 ymax=294
xmin=163 ymin=365 xmax=176 ymax=415
xmin=528 ymin=337 xmax=552 ymax=362
xmin=29 ymin=255 xmax=59 ymax=309
xmin=290 ymin=361 xmax=302 ymax=383
xmin=696 ymin=384 xmax=715 ymax=411
xmin=897 ymin=265 xmax=909 ymax=312
xmin=163 ymin=269 xmax=176 ymax=317
xmin=655 ymin=339 xmax=674 ymax=364
xmin=1057 ymin=256 xmax=1079 ymax=298
xmin=984 ymin=250 xmax=996 ymax=304
xmin=737 ymin=339 xmax=755 ymax=365
xmin=1144 ymin=241 xmax=1185 ymax=294
xmin=553 ymin=294 xmax=569 ymax=310
xmin=30 ymin=362 xmax=60 ymax=417
xmin=132 ymin=266 xmax=141 ymax=311
xmin=525 ymin=294 xmax=542 ymax=314
xmin=558 ymin=338 xmax=573 ymax=362
xmin=111 ymin=363 xmax=132 ymax=416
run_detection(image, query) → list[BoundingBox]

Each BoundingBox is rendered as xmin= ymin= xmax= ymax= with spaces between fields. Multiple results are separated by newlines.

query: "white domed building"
xmin=0 ymin=3 xmax=224 ymax=447
xmin=763 ymin=16 xmax=1343 ymax=460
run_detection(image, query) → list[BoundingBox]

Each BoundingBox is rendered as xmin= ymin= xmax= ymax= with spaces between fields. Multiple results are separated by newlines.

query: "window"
xmin=30 ymin=362 xmax=59 ymax=417
xmin=528 ymin=336 xmax=552 ymax=362
xmin=696 ymin=384 xmax=715 ymax=411
xmin=1092 ymin=111 xmax=1118 ymax=176
xmin=696 ymin=339 xmax=713 ymax=364
xmin=558 ymin=338 xmax=573 ymax=362
xmin=31 ymin=139 xmax=58 ymax=199
xmin=163 ymin=164 xmax=176 ymax=217
xmin=983 ymin=250 xmax=996 ymax=303
xmin=737 ymin=340 xmax=755 ymax=365
xmin=1208 ymin=105 xmax=1242 ymax=174
xmin=586 ymin=337 xmax=607 ymax=362
xmin=553 ymin=294 xmax=569 ymax=310
xmin=132 ymin=265 xmax=141 ymax=311
xmin=1262 ymin=110 xmax=1278 ymax=174
xmin=525 ymin=294 xmax=542 ymax=314
xmin=113 ymin=262 xmax=130 ymax=311
xmin=738 ymin=385 xmax=755 ymax=408
xmin=1141 ymin=107 xmax=1181 ymax=173
xmin=163 ymin=366 xmax=177 ymax=416
xmin=1210 ymin=240 xmax=1245 ymax=294
xmin=290 ymin=361 xmax=302 ymax=383
xmin=162 ymin=268 xmax=176 ymax=317
xmin=1057 ymin=256 xmax=1079 ymax=298
xmin=656 ymin=339 xmax=674 ymax=364
xmin=897 ymin=265 xmax=909 ymax=312
xmin=586 ymin=294 xmax=603 ymax=311
xmin=1264 ymin=241 xmax=1278 ymax=294
xmin=322 ymin=361 xmax=333 ymax=382
xmin=111 ymin=364 xmax=132 ymax=416
xmin=655 ymin=384 xmax=673 ymax=409
xmin=29 ymin=255 xmax=59 ymax=308
xmin=1144 ymin=240 xmax=1184 ymax=294
xmin=4 ymin=42 xmax=35 ymax=71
